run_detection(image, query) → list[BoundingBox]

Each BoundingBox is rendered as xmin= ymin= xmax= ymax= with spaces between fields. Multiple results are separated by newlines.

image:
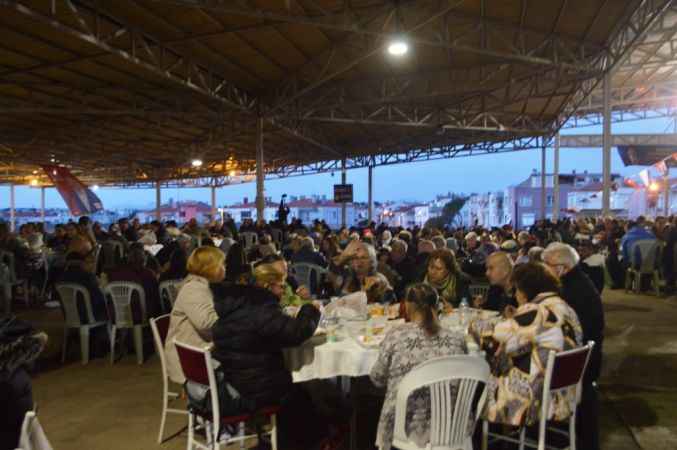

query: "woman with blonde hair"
xmin=164 ymin=246 xmax=225 ymax=384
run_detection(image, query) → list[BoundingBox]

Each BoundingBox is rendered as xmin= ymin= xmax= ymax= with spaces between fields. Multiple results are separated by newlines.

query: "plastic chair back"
xmin=151 ymin=315 xmax=172 ymax=376
xmin=469 ymin=284 xmax=490 ymax=299
xmin=240 ymin=232 xmax=259 ymax=250
xmin=393 ymin=355 xmax=490 ymax=450
xmin=270 ymin=229 xmax=284 ymax=245
xmin=105 ymin=281 xmax=147 ymax=327
xmin=101 ymin=240 xmax=125 ymax=271
xmin=18 ymin=411 xmax=54 ymax=450
xmin=290 ymin=262 xmax=327 ymax=295
xmin=159 ymin=279 xmax=182 ymax=312
xmin=55 ymin=283 xmax=97 ymax=327
xmin=543 ymin=341 xmax=595 ymax=411
xmin=630 ymin=239 xmax=659 ymax=273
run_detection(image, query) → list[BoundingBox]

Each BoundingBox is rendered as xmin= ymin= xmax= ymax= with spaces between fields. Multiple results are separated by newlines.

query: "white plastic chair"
xmin=159 ymin=279 xmax=183 ymax=313
xmin=289 ymin=262 xmax=327 ymax=296
xmin=18 ymin=411 xmax=53 ymax=450
xmin=55 ymin=283 xmax=109 ymax=365
xmin=482 ymin=341 xmax=595 ymax=450
xmin=175 ymin=340 xmax=279 ymax=450
xmin=105 ymin=281 xmax=149 ymax=365
xmin=239 ymin=232 xmax=259 ymax=251
xmin=150 ymin=315 xmax=187 ymax=444
xmin=625 ymin=240 xmax=662 ymax=295
xmin=392 ymin=355 xmax=490 ymax=450
xmin=270 ymin=229 xmax=284 ymax=247
xmin=0 ymin=249 xmax=29 ymax=306
xmin=469 ymin=284 xmax=490 ymax=299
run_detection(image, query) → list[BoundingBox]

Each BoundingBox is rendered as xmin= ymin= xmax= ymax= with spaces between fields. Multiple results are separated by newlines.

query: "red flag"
xmin=43 ymin=165 xmax=103 ymax=216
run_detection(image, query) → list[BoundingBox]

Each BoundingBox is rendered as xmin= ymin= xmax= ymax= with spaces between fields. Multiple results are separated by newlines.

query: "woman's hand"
xmin=472 ymin=295 xmax=485 ymax=308
xmin=503 ymin=305 xmax=516 ymax=319
xmin=296 ymin=285 xmax=311 ymax=300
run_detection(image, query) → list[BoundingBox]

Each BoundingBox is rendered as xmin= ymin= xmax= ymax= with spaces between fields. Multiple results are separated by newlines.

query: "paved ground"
xmin=15 ymin=288 xmax=677 ymax=450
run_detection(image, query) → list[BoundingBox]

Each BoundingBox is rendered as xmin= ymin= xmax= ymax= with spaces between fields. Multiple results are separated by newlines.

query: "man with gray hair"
xmin=542 ymin=242 xmax=604 ymax=450
xmin=290 ymin=236 xmax=327 ymax=267
xmin=388 ymin=238 xmax=417 ymax=297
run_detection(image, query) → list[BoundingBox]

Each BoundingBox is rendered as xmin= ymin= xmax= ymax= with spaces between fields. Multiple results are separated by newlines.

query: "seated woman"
xmin=256 ymin=253 xmax=313 ymax=307
xmin=224 ymin=242 xmax=251 ymax=284
xmin=423 ymin=248 xmax=471 ymax=310
xmin=164 ymin=246 xmax=225 ymax=384
xmin=370 ymin=283 xmax=467 ymax=450
xmin=210 ymin=263 xmax=323 ymax=447
xmin=332 ymin=241 xmax=396 ymax=303
xmin=470 ymin=262 xmax=583 ymax=427
xmin=57 ymin=251 xmax=108 ymax=323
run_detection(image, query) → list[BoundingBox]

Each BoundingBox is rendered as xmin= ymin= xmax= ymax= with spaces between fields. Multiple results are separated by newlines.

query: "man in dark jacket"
xmin=542 ymin=242 xmax=604 ymax=450
xmin=476 ymin=252 xmax=517 ymax=313
xmin=388 ymin=238 xmax=418 ymax=297
xmin=290 ymin=237 xmax=327 ymax=267
xmin=0 ymin=318 xmax=47 ymax=450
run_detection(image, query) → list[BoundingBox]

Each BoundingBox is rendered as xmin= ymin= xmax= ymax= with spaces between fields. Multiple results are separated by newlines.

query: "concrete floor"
xmin=16 ymin=289 xmax=677 ymax=450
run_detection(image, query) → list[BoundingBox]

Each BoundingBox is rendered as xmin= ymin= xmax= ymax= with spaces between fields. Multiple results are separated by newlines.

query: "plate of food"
xmin=354 ymin=334 xmax=384 ymax=349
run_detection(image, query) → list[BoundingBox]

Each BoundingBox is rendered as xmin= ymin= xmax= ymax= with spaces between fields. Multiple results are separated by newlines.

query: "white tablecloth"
xmin=284 ymin=329 xmax=481 ymax=383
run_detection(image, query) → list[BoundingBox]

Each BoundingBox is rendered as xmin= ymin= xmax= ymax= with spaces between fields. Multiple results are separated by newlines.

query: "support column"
xmin=40 ymin=186 xmax=45 ymax=224
xmin=602 ymin=71 xmax=612 ymax=216
xmin=341 ymin=158 xmax=347 ymax=228
xmin=553 ymin=134 xmax=560 ymax=221
xmin=211 ymin=185 xmax=217 ymax=222
xmin=541 ymin=146 xmax=547 ymax=220
xmin=665 ymin=167 xmax=671 ymax=216
xmin=368 ymin=163 xmax=374 ymax=223
xmin=155 ymin=181 xmax=161 ymax=221
xmin=10 ymin=184 xmax=15 ymax=232
xmin=255 ymin=117 xmax=265 ymax=222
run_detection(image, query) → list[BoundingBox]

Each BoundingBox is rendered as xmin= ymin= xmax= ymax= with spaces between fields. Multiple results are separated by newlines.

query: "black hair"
xmin=404 ymin=283 xmax=440 ymax=337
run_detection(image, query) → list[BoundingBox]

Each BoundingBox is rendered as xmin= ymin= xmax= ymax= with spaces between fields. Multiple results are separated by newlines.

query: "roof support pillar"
xmin=40 ymin=186 xmax=45 ymax=225
xmin=602 ymin=71 xmax=612 ymax=216
xmin=155 ymin=181 xmax=161 ymax=222
xmin=368 ymin=161 xmax=374 ymax=223
xmin=541 ymin=146 xmax=547 ymax=221
xmin=9 ymin=184 xmax=15 ymax=232
xmin=341 ymin=158 xmax=347 ymax=228
xmin=211 ymin=185 xmax=217 ymax=223
xmin=665 ymin=167 xmax=671 ymax=216
xmin=553 ymin=134 xmax=560 ymax=222
xmin=256 ymin=117 xmax=265 ymax=222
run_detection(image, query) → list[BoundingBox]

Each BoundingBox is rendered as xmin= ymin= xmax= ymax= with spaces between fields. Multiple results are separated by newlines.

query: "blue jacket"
xmin=620 ymin=226 xmax=655 ymax=262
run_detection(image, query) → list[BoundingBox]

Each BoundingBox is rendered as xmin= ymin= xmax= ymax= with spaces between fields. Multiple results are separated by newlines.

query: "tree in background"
xmin=425 ymin=195 xmax=468 ymax=229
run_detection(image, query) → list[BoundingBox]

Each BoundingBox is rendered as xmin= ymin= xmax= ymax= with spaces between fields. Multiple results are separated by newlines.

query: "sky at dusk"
xmin=1 ymin=117 xmax=674 ymax=210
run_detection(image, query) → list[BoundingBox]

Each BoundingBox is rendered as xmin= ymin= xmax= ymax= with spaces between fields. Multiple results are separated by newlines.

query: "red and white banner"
xmin=43 ymin=165 xmax=103 ymax=216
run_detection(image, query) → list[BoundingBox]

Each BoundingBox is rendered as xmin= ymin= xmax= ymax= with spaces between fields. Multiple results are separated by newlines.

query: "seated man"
xmin=620 ymin=216 xmax=656 ymax=263
xmin=474 ymin=251 xmax=516 ymax=313
xmin=291 ymin=237 xmax=327 ymax=267
xmin=58 ymin=251 xmax=108 ymax=323
xmin=387 ymin=238 xmax=417 ymax=297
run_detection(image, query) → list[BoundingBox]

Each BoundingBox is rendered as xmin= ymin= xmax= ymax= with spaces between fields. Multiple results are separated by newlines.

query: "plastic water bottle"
xmin=459 ymin=297 xmax=469 ymax=327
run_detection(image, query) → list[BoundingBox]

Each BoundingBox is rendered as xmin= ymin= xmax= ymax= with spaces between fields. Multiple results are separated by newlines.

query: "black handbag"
xmin=184 ymin=367 xmax=254 ymax=418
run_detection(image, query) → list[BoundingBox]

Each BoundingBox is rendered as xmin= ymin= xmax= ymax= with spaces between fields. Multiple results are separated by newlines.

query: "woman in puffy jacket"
xmin=210 ymin=263 xmax=324 ymax=448
xmin=0 ymin=317 xmax=47 ymax=450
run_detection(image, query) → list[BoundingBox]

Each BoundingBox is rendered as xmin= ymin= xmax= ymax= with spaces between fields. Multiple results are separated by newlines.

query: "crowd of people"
xmin=2 ymin=210 xmax=674 ymax=450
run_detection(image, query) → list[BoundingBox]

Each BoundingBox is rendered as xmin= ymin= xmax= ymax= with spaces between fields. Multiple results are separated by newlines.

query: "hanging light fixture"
xmin=92 ymin=184 xmax=100 ymax=191
xmin=387 ymin=1 xmax=408 ymax=57
xmin=191 ymin=159 xmax=203 ymax=167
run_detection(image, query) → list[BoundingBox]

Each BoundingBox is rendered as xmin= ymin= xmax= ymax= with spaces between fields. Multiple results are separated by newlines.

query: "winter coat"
xmin=560 ymin=264 xmax=605 ymax=383
xmin=210 ymin=283 xmax=320 ymax=409
xmin=0 ymin=317 xmax=46 ymax=450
